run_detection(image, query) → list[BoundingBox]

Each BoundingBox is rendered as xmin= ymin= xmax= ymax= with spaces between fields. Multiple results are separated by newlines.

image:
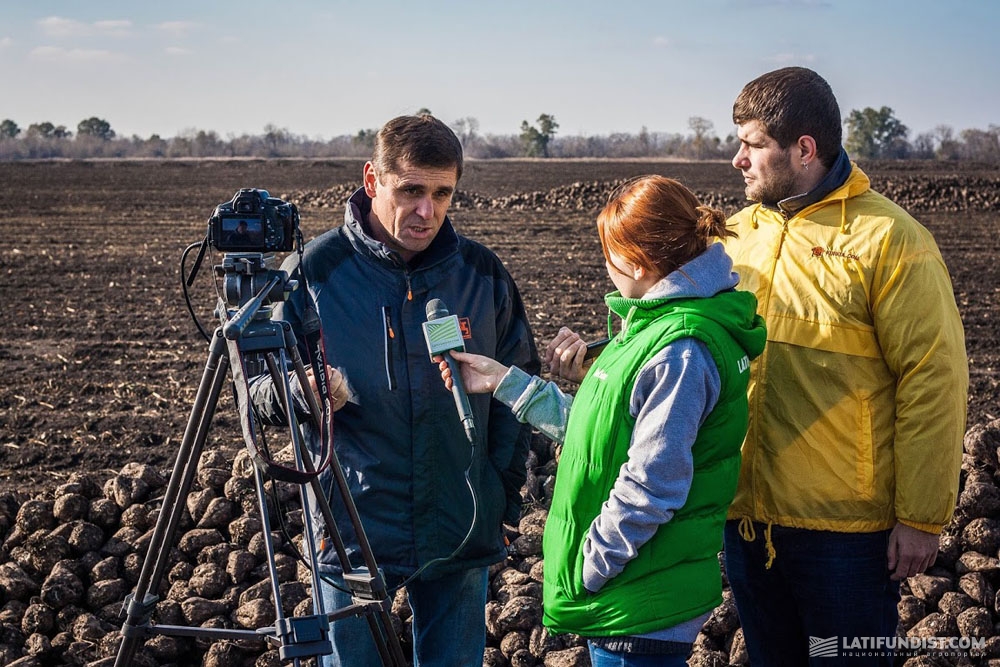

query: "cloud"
xmin=29 ymin=46 xmax=128 ymax=64
xmin=0 ymin=37 xmax=12 ymax=49
xmin=38 ymin=16 xmax=87 ymax=37
xmin=157 ymin=21 xmax=202 ymax=36
xmin=165 ymin=46 xmax=193 ymax=56
xmin=94 ymin=20 xmax=133 ymax=36
xmin=37 ymin=16 xmax=133 ymax=38
xmin=652 ymin=36 xmax=670 ymax=47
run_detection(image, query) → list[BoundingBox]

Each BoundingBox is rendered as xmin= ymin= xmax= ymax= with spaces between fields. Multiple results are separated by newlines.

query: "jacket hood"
xmin=605 ymin=243 xmax=766 ymax=360
xmin=643 ymin=242 xmax=739 ymax=300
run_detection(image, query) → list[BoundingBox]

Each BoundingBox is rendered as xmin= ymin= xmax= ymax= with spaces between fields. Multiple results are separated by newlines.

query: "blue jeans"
xmin=317 ymin=566 xmax=489 ymax=667
xmin=723 ymin=521 xmax=900 ymax=667
xmin=588 ymin=644 xmax=690 ymax=667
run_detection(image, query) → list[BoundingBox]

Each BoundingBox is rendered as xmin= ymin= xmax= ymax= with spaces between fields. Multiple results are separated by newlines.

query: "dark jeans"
xmin=587 ymin=644 xmax=690 ymax=667
xmin=318 ymin=566 xmax=489 ymax=667
xmin=723 ymin=521 xmax=900 ymax=667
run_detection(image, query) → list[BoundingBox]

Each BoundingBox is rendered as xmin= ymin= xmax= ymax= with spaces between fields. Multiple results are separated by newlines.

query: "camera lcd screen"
xmin=220 ymin=215 xmax=264 ymax=248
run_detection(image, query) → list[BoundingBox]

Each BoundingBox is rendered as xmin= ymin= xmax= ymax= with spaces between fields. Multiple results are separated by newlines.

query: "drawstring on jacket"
xmin=737 ymin=516 xmax=777 ymax=569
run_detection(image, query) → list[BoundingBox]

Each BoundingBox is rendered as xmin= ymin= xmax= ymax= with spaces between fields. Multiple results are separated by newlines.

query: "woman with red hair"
xmin=438 ymin=176 xmax=766 ymax=666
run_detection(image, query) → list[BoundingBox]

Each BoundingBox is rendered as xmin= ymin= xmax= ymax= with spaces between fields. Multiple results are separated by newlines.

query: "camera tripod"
xmin=115 ymin=253 xmax=407 ymax=666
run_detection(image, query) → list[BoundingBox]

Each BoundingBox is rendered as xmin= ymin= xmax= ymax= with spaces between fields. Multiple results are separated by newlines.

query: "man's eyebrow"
xmin=391 ymin=177 xmax=455 ymax=194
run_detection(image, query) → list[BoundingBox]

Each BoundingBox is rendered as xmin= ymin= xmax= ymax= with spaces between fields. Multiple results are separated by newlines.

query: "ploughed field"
xmin=0 ymin=159 xmax=998 ymax=666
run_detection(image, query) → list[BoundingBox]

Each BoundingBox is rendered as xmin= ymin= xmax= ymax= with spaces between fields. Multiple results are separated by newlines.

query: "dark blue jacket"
xmin=250 ymin=188 xmax=539 ymax=579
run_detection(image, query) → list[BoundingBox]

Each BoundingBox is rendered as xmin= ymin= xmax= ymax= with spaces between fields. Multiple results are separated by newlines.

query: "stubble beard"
xmin=745 ymin=159 xmax=800 ymax=207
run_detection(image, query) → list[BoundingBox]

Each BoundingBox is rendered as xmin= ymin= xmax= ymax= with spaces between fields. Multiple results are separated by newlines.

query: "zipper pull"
xmin=382 ymin=306 xmax=398 ymax=391
xmin=384 ymin=309 xmax=395 ymax=338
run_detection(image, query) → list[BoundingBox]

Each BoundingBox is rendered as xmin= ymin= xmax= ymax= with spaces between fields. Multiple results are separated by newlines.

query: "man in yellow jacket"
xmin=722 ymin=67 xmax=967 ymax=666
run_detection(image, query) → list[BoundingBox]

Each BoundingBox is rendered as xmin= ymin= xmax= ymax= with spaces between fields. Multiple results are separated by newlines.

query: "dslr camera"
xmin=208 ymin=188 xmax=299 ymax=252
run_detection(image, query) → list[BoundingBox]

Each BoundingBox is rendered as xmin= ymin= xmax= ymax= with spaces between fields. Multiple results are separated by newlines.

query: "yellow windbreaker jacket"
xmin=724 ymin=164 xmax=967 ymax=535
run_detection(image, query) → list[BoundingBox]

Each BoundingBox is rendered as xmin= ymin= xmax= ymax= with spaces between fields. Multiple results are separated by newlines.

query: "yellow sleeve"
xmin=871 ymin=222 xmax=967 ymax=530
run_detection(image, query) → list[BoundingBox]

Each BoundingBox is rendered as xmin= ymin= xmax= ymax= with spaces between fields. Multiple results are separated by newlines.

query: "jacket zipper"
xmin=382 ymin=306 xmax=397 ymax=391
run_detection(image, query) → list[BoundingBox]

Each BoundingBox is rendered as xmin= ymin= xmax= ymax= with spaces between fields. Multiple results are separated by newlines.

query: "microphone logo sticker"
xmin=425 ymin=320 xmax=460 ymax=346
xmin=422 ymin=311 xmax=466 ymax=359
xmin=459 ymin=317 xmax=472 ymax=339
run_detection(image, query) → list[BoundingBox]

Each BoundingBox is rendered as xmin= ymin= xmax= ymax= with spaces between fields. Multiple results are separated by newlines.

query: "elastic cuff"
xmin=493 ymin=365 xmax=533 ymax=408
xmin=581 ymin=558 xmax=607 ymax=594
xmin=896 ymin=518 xmax=944 ymax=535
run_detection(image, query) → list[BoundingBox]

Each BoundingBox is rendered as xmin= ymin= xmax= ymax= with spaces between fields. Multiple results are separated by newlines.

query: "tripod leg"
xmin=280 ymin=342 xmax=410 ymax=666
xmin=115 ymin=330 xmax=231 ymax=667
xmin=274 ymin=351 xmax=405 ymax=666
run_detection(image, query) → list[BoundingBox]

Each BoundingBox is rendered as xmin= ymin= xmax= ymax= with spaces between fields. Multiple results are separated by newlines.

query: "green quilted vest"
xmin=542 ymin=289 xmax=764 ymax=636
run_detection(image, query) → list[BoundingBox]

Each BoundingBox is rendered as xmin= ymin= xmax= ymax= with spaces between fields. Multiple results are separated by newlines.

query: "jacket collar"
xmin=769 ymin=148 xmax=853 ymax=218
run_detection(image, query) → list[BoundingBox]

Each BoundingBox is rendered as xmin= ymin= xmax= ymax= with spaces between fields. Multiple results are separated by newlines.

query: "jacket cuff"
xmin=897 ymin=518 xmax=945 ymax=535
xmin=493 ymin=365 xmax=535 ymax=413
xmin=581 ymin=554 xmax=608 ymax=594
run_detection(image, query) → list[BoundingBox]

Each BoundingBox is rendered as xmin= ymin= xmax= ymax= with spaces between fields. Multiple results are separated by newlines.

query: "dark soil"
xmin=1 ymin=158 xmax=997 ymax=496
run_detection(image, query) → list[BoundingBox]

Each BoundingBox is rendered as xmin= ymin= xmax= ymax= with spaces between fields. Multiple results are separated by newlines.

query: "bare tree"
xmin=934 ymin=125 xmax=961 ymax=161
xmin=452 ymin=116 xmax=479 ymax=146
xmin=688 ymin=116 xmax=715 ymax=159
xmin=959 ymin=126 xmax=1000 ymax=162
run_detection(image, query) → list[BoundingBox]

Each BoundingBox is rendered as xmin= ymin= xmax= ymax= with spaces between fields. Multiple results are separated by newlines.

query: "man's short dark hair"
xmin=732 ymin=67 xmax=843 ymax=168
xmin=371 ymin=114 xmax=464 ymax=182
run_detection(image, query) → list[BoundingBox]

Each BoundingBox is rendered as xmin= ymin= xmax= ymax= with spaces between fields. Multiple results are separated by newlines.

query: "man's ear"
xmin=363 ymin=162 xmax=378 ymax=197
xmin=797 ymin=136 xmax=818 ymax=167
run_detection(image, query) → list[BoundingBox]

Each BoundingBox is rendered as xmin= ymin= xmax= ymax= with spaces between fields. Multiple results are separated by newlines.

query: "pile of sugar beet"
xmin=0 ymin=417 xmax=998 ymax=667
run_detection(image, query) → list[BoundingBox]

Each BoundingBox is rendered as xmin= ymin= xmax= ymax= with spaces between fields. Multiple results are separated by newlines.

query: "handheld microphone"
xmin=423 ymin=298 xmax=477 ymax=445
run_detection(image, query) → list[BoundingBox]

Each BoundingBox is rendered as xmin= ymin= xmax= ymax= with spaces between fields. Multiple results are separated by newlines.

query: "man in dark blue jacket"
xmin=250 ymin=114 xmax=539 ymax=666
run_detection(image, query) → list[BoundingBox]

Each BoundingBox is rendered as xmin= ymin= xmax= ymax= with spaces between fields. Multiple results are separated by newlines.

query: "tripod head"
xmin=213 ymin=253 xmax=299 ymax=345
xmin=216 ymin=252 xmax=297 ymax=313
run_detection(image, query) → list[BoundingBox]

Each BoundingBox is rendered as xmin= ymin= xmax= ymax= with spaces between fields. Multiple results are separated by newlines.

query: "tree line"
xmin=1 ymin=109 xmax=998 ymax=162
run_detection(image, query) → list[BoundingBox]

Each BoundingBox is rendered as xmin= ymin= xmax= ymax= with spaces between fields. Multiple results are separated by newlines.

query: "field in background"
xmin=1 ymin=157 xmax=996 ymax=491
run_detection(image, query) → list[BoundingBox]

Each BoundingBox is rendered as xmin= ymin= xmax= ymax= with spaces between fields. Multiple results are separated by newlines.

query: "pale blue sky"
xmin=2 ymin=0 xmax=997 ymax=141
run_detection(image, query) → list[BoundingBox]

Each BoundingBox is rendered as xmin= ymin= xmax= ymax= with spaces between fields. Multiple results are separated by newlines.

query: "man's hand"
xmin=434 ymin=350 xmax=509 ymax=394
xmin=544 ymin=327 xmax=589 ymax=383
xmin=887 ymin=522 xmax=939 ymax=581
xmin=304 ymin=365 xmax=349 ymax=411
